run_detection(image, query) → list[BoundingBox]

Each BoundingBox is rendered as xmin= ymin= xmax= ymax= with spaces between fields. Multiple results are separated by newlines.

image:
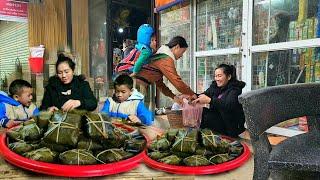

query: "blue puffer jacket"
xmin=135 ymin=24 xmax=154 ymax=55
xmin=0 ymin=91 xmax=39 ymax=127
xmin=100 ymin=89 xmax=153 ymax=125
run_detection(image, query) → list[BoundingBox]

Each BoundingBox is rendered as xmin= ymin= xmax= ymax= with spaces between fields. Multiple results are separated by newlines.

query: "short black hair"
xmin=56 ymin=53 xmax=76 ymax=73
xmin=166 ymin=36 xmax=188 ymax=48
xmin=9 ymin=79 xmax=32 ymax=96
xmin=114 ymin=74 xmax=133 ymax=89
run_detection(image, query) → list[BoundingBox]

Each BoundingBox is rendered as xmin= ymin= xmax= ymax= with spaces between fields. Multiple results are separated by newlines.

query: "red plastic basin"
xmin=143 ymin=138 xmax=251 ymax=175
xmin=0 ymin=124 xmax=144 ymax=177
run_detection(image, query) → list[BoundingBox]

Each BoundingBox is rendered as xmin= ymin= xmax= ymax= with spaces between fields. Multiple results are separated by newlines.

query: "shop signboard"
xmin=0 ymin=0 xmax=28 ymax=22
xmin=155 ymin=0 xmax=184 ymax=12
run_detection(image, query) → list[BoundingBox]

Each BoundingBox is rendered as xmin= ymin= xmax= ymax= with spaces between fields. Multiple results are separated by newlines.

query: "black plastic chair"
xmin=238 ymin=83 xmax=320 ymax=180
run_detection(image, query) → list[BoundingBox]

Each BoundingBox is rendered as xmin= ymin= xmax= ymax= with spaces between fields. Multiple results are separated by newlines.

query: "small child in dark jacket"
xmin=101 ymin=74 xmax=153 ymax=125
xmin=0 ymin=79 xmax=39 ymax=128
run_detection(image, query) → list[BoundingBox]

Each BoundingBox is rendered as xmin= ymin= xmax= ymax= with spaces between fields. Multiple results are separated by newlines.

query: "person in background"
xmin=122 ymin=39 xmax=135 ymax=58
xmin=0 ymin=79 xmax=39 ymax=128
xmin=115 ymin=24 xmax=156 ymax=76
xmin=135 ymin=36 xmax=197 ymax=104
xmin=267 ymin=12 xmax=291 ymax=86
xmin=192 ymin=64 xmax=246 ymax=138
xmin=130 ymin=24 xmax=157 ymax=76
xmin=40 ymin=53 xmax=97 ymax=112
xmin=100 ymin=74 xmax=153 ymax=126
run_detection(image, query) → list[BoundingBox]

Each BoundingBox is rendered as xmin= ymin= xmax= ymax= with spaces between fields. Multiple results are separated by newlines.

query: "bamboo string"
xmin=85 ymin=114 xmax=109 ymax=139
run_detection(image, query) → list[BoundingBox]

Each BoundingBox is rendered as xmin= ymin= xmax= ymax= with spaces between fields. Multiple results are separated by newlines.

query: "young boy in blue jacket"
xmin=0 ymin=79 xmax=39 ymax=128
xmin=101 ymin=74 xmax=153 ymax=125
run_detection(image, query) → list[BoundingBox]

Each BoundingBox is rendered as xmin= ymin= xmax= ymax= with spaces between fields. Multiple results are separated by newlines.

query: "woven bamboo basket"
xmin=166 ymin=110 xmax=183 ymax=128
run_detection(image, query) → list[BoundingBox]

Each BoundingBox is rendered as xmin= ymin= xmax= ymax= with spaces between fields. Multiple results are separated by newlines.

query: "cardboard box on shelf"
xmin=302 ymin=23 xmax=309 ymax=40
xmin=311 ymin=64 xmax=315 ymax=82
xmin=315 ymin=62 xmax=320 ymax=82
xmin=307 ymin=18 xmax=315 ymax=39
xmin=289 ymin=21 xmax=297 ymax=41
xmin=305 ymin=64 xmax=311 ymax=82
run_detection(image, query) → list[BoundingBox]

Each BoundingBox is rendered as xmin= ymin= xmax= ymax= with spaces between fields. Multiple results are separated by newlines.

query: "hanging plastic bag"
xmin=15 ymin=57 xmax=22 ymax=79
xmin=29 ymin=45 xmax=45 ymax=74
xmin=182 ymin=99 xmax=203 ymax=128
xmin=29 ymin=46 xmax=45 ymax=58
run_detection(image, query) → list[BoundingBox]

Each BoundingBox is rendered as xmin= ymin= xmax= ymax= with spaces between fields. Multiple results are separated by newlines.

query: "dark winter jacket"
xmin=123 ymin=45 xmax=134 ymax=58
xmin=200 ymin=80 xmax=246 ymax=137
xmin=40 ymin=75 xmax=97 ymax=111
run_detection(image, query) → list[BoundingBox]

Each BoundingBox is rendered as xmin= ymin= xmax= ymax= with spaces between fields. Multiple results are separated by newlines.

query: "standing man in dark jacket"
xmin=193 ymin=64 xmax=246 ymax=137
xmin=40 ymin=53 xmax=97 ymax=112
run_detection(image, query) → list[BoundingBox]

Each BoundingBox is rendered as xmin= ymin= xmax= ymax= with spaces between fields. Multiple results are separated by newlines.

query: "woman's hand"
xmin=61 ymin=99 xmax=81 ymax=112
xmin=128 ymin=115 xmax=141 ymax=123
xmin=48 ymin=106 xmax=59 ymax=113
xmin=130 ymin=73 xmax=136 ymax=77
xmin=192 ymin=94 xmax=211 ymax=105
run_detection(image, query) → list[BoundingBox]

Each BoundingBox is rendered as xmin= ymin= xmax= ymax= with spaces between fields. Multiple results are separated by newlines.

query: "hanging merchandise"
xmin=298 ymin=0 xmax=307 ymax=24
xmin=210 ymin=15 xmax=218 ymax=49
xmin=15 ymin=57 xmax=23 ymax=79
xmin=3 ymin=74 xmax=8 ymax=93
xmin=315 ymin=0 xmax=320 ymax=62
xmin=98 ymin=33 xmax=106 ymax=58
xmin=14 ymin=28 xmax=23 ymax=79
xmin=317 ymin=0 xmax=320 ymax=38
xmin=258 ymin=69 xmax=265 ymax=88
xmin=29 ymin=45 xmax=45 ymax=74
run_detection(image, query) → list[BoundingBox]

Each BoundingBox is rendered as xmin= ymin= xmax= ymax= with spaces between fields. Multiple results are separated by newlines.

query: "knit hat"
xmin=136 ymin=24 xmax=154 ymax=46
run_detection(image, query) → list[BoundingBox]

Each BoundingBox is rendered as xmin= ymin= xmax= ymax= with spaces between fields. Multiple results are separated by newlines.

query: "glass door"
xmin=195 ymin=0 xmax=244 ymax=93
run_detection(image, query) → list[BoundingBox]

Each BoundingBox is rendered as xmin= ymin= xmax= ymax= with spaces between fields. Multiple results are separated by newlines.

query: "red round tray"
xmin=143 ymin=139 xmax=251 ymax=175
xmin=0 ymin=124 xmax=144 ymax=177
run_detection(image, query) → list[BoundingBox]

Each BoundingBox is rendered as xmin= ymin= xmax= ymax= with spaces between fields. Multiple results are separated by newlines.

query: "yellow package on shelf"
xmin=305 ymin=64 xmax=311 ymax=83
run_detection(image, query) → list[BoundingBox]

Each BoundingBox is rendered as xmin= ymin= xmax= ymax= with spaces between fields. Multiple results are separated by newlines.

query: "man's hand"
xmin=179 ymin=94 xmax=198 ymax=101
xmin=192 ymin=94 xmax=211 ymax=105
xmin=173 ymin=96 xmax=183 ymax=105
xmin=191 ymin=94 xmax=198 ymax=101
xmin=61 ymin=99 xmax=81 ymax=112
xmin=6 ymin=120 xmax=22 ymax=128
xmin=128 ymin=115 xmax=141 ymax=123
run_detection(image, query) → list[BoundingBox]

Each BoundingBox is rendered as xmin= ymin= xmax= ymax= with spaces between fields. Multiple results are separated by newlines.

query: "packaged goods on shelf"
xmin=315 ymin=62 xmax=320 ymax=82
